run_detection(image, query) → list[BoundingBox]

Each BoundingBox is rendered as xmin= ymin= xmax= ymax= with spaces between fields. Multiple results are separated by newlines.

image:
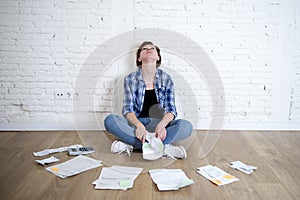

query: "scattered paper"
xmin=149 ymin=169 xmax=194 ymax=191
xmin=143 ymin=132 xmax=164 ymax=160
xmin=230 ymin=161 xmax=257 ymax=174
xmin=46 ymin=155 xmax=102 ymax=178
xmin=33 ymin=144 xmax=83 ymax=157
xmin=93 ymin=165 xmax=143 ymax=190
xmin=197 ymin=165 xmax=239 ymax=186
xmin=35 ymin=156 xmax=59 ymax=165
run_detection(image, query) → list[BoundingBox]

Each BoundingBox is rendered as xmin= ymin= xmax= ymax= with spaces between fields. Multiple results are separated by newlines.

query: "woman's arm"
xmin=155 ymin=112 xmax=174 ymax=141
xmin=126 ymin=112 xmax=147 ymax=143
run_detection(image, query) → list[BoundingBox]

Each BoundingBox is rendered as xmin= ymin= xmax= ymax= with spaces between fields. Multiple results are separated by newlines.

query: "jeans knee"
xmin=104 ymin=114 xmax=115 ymax=131
xmin=182 ymin=119 xmax=193 ymax=136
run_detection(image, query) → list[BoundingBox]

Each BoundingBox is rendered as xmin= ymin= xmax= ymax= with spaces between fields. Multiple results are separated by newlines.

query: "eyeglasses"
xmin=141 ymin=47 xmax=156 ymax=51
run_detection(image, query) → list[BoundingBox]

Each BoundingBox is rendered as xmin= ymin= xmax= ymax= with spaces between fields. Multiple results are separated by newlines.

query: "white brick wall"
xmin=0 ymin=0 xmax=299 ymax=130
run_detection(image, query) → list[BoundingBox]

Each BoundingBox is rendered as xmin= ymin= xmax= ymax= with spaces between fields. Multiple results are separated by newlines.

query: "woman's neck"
xmin=142 ymin=63 xmax=156 ymax=83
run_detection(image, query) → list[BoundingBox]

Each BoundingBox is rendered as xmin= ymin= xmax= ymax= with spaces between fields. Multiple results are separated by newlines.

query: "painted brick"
xmin=0 ymin=0 xmax=299 ymax=130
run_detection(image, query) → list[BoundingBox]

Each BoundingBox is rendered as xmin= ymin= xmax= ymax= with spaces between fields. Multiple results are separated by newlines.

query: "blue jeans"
xmin=104 ymin=114 xmax=193 ymax=149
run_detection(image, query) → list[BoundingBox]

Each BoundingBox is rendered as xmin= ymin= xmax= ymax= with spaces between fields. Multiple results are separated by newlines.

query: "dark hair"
xmin=136 ymin=41 xmax=161 ymax=68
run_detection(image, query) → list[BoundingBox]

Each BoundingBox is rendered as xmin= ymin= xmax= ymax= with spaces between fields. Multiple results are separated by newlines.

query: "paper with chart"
xmin=230 ymin=161 xmax=257 ymax=174
xmin=149 ymin=169 xmax=194 ymax=191
xmin=143 ymin=132 xmax=163 ymax=160
xmin=197 ymin=165 xmax=239 ymax=186
xmin=33 ymin=144 xmax=83 ymax=156
xmin=46 ymin=155 xmax=102 ymax=178
xmin=93 ymin=165 xmax=143 ymax=190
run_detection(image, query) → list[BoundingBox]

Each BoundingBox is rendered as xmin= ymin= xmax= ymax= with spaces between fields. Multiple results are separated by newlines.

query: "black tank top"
xmin=138 ymin=89 xmax=163 ymax=119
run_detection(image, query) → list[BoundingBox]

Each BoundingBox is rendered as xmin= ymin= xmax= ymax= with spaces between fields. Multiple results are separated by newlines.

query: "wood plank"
xmin=253 ymin=183 xmax=295 ymax=200
xmin=263 ymin=131 xmax=300 ymax=169
xmin=242 ymin=131 xmax=283 ymax=158
xmin=263 ymin=156 xmax=300 ymax=199
xmin=0 ymin=131 xmax=16 ymax=147
xmin=201 ymin=131 xmax=262 ymax=199
xmin=0 ymin=131 xmax=299 ymax=200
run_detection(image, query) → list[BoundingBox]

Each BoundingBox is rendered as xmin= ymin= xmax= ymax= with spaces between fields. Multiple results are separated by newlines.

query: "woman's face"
xmin=138 ymin=44 xmax=160 ymax=63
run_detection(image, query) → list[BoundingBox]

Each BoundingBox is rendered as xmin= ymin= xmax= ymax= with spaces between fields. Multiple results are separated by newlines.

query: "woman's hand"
xmin=155 ymin=113 xmax=174 ymax=141
xmin=155 ymin=122 xmax=167 ymax=141
xmin=135 ymin=124 xmax=147 ymax=143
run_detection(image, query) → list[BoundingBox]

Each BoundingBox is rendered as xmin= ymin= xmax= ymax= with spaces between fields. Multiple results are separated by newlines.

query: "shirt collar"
xmin=137 ymin=68 xmax=161 ymax=81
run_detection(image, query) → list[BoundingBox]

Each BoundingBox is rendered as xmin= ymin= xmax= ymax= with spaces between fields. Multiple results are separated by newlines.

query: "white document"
xmin=143 ymin=132 xmax=164 ymax=160
xmin=230 ymin=161 xmax=257 ymax=174
xmin=149 ymin=169 xmax=194 ymax=191
xmin=33 ymin=144 xmax=83 ymax=156
xmin=46 ymin=155 xmax=102 ymax=178
xmin=35 ymin=156 xmax=59 ymax=165
xmin=93 ymin=165 xmax=143 ymax=190
xmin=197 ymin=165 xmax=239 ymax=186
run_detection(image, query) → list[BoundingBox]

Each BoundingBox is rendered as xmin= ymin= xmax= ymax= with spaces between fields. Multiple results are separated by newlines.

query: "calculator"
xmin=68 ymin=147 xmax=95 ymax=156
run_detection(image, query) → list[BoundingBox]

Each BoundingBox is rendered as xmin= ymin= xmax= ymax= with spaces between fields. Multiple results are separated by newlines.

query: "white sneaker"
xmin=163 ymin=144 xmax=187 ymax=160
xmin=111 ymin=140 xmax=133 ymax=156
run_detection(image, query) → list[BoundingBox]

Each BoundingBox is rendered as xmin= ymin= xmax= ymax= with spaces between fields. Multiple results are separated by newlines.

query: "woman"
xmin=104 ymin=41 xmax=193 ymax=159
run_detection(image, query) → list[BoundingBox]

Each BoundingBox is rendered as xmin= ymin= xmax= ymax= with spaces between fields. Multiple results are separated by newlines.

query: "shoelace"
xmin=163 ymin=154 xmax=177 ymax=160
xmin=125 ymin=146 xmax=133 ymax=156
xmin=116 ymin=143 xmax=133 ymax=156
xmin=163 ymin=145 xmax=179 ymax=160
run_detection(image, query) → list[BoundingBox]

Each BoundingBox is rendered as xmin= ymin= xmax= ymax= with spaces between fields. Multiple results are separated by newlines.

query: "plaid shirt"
xmin=122 ymin=68 xmax=177 ymax=118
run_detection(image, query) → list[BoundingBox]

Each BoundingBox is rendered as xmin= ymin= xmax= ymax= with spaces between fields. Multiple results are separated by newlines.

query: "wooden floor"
xmin=0 ymin=130 xmax=299 ymax=200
